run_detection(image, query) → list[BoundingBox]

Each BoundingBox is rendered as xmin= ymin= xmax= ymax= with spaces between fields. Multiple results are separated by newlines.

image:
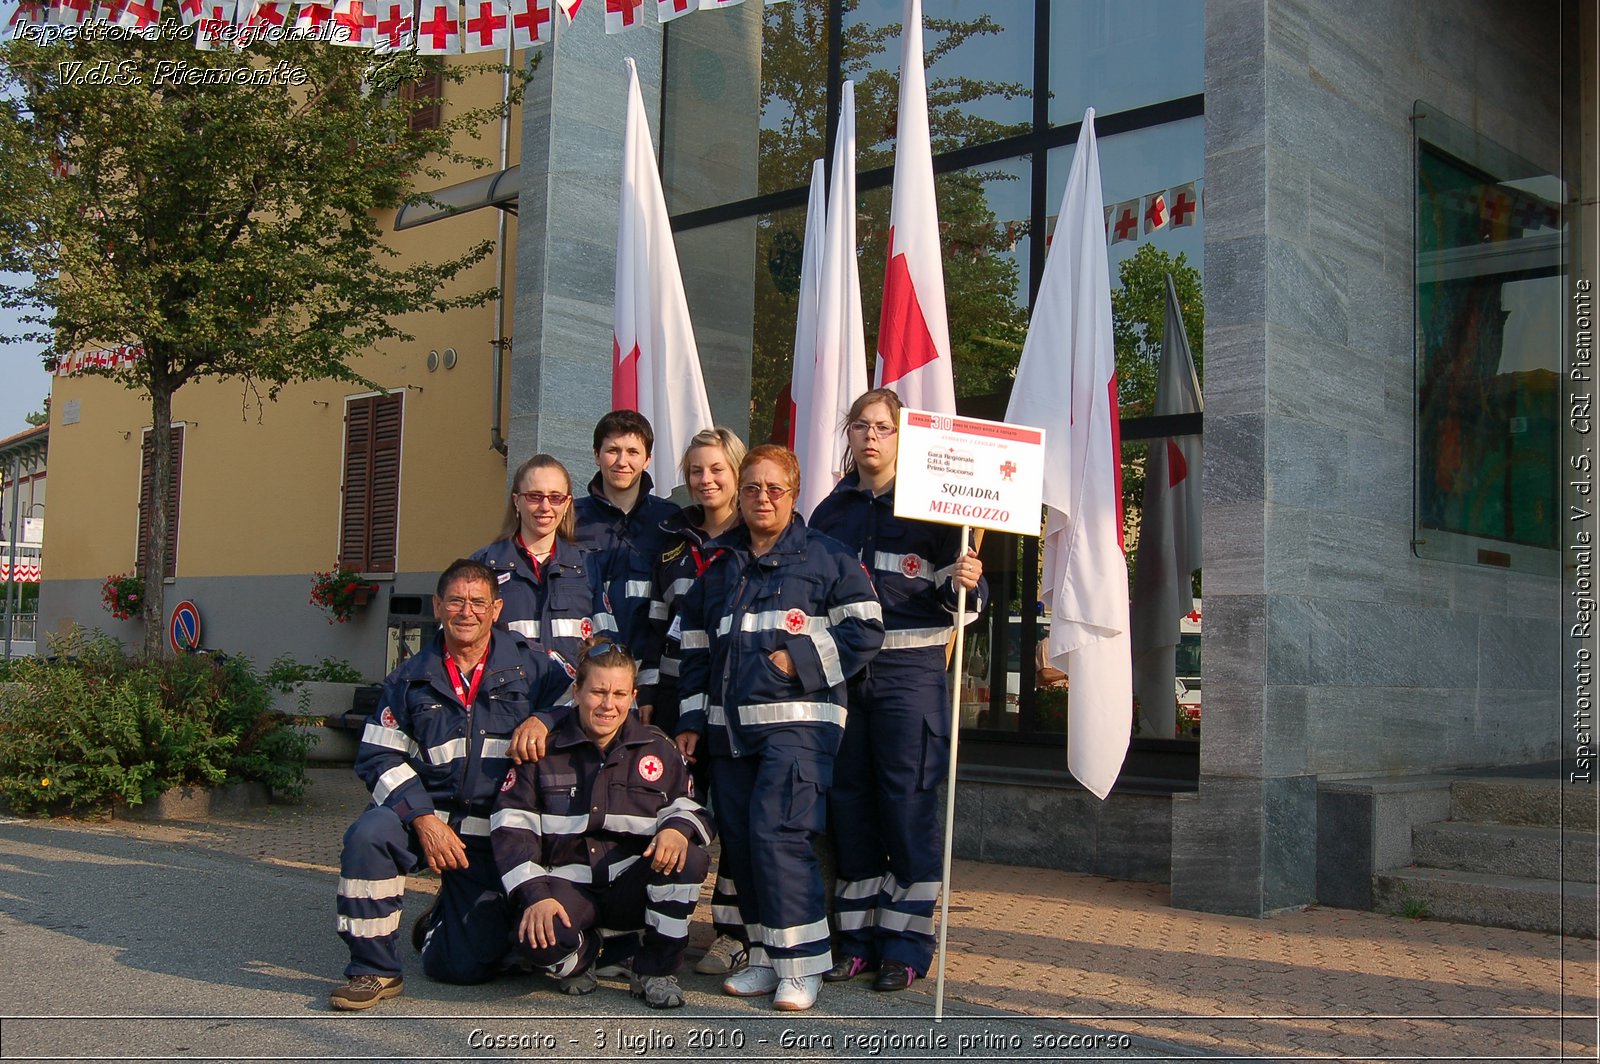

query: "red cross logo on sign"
xmin=900 ymin=554 xmax=922 ymax=579
xmin=784 ymin=609 xmax=807 ymax=634
xmin=1000 ymin=460 xmax=1016 ymax=481
xmin=638 ymin=754 xmax=664 ymax=782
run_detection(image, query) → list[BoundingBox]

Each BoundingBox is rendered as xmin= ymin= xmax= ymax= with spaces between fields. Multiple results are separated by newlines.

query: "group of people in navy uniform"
xmin=329 ymin=394 xmax=985 ymax=1014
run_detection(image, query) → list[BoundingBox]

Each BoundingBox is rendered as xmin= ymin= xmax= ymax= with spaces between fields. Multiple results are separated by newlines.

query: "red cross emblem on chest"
xmin=580 ymin=618 xmax=593 ymax=639
xmin=783 ymin=609 xmax=807 ymax=634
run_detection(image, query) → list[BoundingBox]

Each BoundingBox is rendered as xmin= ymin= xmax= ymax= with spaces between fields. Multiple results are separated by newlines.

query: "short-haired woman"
xmin=674 ymin=444 xmax=884 ymax=1011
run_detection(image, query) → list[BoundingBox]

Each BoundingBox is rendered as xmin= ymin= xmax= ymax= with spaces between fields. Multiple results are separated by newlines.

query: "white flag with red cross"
xmin=697 ymin=0 xmax=741 ymax=8
xmin=613 ymin=57 xmax=715 ymax=495
xmin=53 ymin=0 xmax=94 ymax=23
xmin=414 ymin=0 xmax=461 ymax=52
xmin=293 ymin=0 xmax=335 ymax=32
xmin=372 ymin=0 xmax=413 ymax=51
xmin=1005 ymin=108 xmax=1131 ymax=801
xmin=331 ymin=0 xmax=377 ymax=44
xmin=461 ymin=0 xmax=508 ymax=50
xmin=9 ymin=0 xmax=46 ymax=29
xmin=655 ymin=0 xmax=691 ymax=22
xmin=507 ymin=0 xmax=549 ymax=46
xmin=1169 ymin=181 xmax=1199 ymax=228
xmin=1129 ymin=272 xmax=1202 ymax=737
xmin=1142 ymin=191 xmax=1169 ymax=235
xmin=554 ymin=0 xmax=577 ymax=22
xmin=238 ymin=0 xmax=288 ymax=34
xmin=194 ymin=0 xmax=237 ymax=47
xmin=116 ymin=0 xmax=161 ymax=29
xmin=602 ymin=0 xmax=638 ymax=32
xmin=1109 ymin=199 xmax=1139 ymax=244
xmin=874 ymin=0 xmax=955 ymax=417
xmin=95 ymin=0 xmax=129 ymax=24
xmin=795 ymin=79 xmax=868 ymax=520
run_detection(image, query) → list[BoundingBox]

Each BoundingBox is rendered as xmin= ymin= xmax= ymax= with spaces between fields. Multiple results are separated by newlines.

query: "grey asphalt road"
xmin=0 ymin=819 xmax=1200 ymax=1063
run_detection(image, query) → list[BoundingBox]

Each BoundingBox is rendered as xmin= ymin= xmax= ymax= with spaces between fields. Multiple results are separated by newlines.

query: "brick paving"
xmin=84 ymin=768 xmax=1600 ymax=1060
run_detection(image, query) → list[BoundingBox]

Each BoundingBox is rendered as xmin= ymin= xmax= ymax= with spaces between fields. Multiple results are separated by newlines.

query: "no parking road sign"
xmin=169 ymin=600 xmax=202 ymax=654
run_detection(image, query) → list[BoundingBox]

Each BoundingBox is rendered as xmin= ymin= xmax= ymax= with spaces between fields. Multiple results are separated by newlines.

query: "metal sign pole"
xmin=932 ymin=522 xmax=970 ymax=1022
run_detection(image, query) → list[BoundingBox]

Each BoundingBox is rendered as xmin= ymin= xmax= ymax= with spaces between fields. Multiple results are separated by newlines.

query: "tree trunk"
xmin=141 ymin=384 xmax=172 ymax=659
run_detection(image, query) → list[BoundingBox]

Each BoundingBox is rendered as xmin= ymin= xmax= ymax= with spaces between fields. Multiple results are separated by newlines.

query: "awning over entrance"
xmin=393 ymin=165 xmax=521 ymax=231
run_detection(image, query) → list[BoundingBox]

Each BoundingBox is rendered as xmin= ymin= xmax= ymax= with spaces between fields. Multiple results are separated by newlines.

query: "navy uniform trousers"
xmin=336 ymin=805 xmax=511 ymax=983
xmin=509 ymin=845 xmax=711 ymax=977
xmin=710 ymin=727 xmax=835 ymax=979
xmin=827 ymin=653 xmax=950 ymax=975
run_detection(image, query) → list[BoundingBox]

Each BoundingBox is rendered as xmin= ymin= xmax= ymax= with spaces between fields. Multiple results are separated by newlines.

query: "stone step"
xmin=1450 ymin=777 xmax=1598 ymax=829
xmin=1373 ymin=866 xmax=1597 ymax=938
xmin=1413 ymin=821 xmax=1598 ymax=883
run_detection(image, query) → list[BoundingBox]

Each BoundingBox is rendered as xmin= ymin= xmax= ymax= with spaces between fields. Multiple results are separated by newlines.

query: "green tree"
xmin=1 ymin=21 xmax=524 ymax=656
xmin=1110 ymin=242 xmax=1204 ymax=416
xmin=23 ymin=396 xmax=48 ymax=427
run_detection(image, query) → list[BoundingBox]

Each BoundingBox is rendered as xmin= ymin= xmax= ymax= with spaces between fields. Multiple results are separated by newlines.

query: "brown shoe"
xmin=329 ymin=974 xmax=404 ymax=1011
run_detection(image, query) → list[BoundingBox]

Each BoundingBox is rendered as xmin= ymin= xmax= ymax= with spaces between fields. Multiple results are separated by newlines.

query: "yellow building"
xmin=40 ymin=55 xmax=523 ymax=679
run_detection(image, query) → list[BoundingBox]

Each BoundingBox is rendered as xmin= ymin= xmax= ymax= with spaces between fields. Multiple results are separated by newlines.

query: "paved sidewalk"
xmin=32 ymin=768 xmax=1600 ymax=1060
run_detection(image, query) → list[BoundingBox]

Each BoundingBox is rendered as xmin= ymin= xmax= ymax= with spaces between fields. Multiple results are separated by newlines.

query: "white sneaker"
xmin=722 ymin=964 xmax=779 ymax=997
xmin=695 ymin=934 xmax=748 ymax=975
xmin=773 ymin=974 xmax=821 ymax=1011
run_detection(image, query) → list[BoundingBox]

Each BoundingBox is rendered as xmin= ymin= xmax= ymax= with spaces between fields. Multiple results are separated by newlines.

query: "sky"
xmin=0 ymin=293 xmax=51 ymax=439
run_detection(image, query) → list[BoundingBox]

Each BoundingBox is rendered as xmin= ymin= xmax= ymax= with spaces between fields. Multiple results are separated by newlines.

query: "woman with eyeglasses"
xmin=491 ymin=638 xmax=714 ymax=1010
xmin=638 ymin=427 xmax=749 ymax=979
xmin=807 ymin=387 xmax=987 ymax=994
xmin=674 ymin=444 xmax=884 ymax=1012
xmin=472 ymin=454 xmax=610 ymax=695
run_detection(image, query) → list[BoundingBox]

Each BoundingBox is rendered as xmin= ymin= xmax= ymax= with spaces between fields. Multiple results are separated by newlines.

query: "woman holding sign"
xmin=808 ymin=388 xmax=986 ymax=993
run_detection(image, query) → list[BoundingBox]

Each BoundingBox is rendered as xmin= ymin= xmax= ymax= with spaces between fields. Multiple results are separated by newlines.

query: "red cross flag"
xmin=331 ymin=0 xmax=376 ymax=44
xmin=9 ymin=0 xmax=45 ymax=30
xmin=613 ymin=57 xmax=715 ymax=495
xmin=1130 ymin=271 xmax=1203 ymax=738
xmin=194 ymin=0 xmax=237 ymax=48
xmin=372 ymin=0 xmax=413 ymax=51
xmin=238 ymin=0 xmax=287 ymax=33
xmin=602 ymin=0 xmax=637 ymax=31
xmin=793 ymin=80 xmax=868 ymax=520
xmin=95 ymin=0 xmax=128 ymax=23
xmin=1110 ymin=199 xmax=1139 ymax=244
xmin=655 ymin=0 xmax=690 ymax=21
xmin=554 ymin=0 xmax=577 ymax=21
xmin=874 ymin=0 xmax=955 ymax=417
xmin=1169 ymin=182 xmax=1198 ymax=228
xmin=462 ymin=0 xmax=508 ymax=50
xmin=698 ymin=0 xmax=741 ymax=7
xmin=293 ymin=0 xmax=334 ymax=31
xmin=56 ymin=0 xmax=95 ymax=24
xmin=1005 ymin=108 xmax=1130 ymax=801
xmin=415 ymin=0 xmax=461 ymax=52
xmin=508 ymin=0 xmax=548 ymax=46
xmin=1142 ymin=191 xmax=1169 ymax=235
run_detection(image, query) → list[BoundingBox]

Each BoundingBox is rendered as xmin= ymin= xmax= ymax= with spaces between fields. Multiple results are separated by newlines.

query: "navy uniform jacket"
xmin=638 ymin=505 xmax=724 ymax=716
xmin=353 ymin=631 xmax=573 ymax=835
xmin=470 ymin=536 xmax=613 ymax=680
xmin=675 ymin=516 xmax=885 ymax=757
xmin=489 ymin=713 xmax=714 ymax=908
xmin=808 ymin=471 xmax=988 ymax=662
xmin=573 ymin=471 xmax=680 ymax=687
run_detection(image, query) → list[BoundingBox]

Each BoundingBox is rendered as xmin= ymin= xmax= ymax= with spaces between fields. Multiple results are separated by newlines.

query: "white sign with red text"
xmin=893 ymin=407 xmax=1045 ymax=536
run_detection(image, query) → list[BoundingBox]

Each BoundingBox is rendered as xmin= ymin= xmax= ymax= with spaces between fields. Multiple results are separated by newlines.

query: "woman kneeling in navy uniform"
xmin=490 ymin=639 xmax=713 ymax=1008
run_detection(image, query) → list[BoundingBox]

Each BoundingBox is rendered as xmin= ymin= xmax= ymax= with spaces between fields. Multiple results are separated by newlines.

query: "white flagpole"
xmin=933 ymin=522 xmax=970 ymax=1022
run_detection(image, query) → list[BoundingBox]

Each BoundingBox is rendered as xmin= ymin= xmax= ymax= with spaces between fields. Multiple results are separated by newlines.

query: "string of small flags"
xmin=7 ymin=0 xmax=790 ymax=52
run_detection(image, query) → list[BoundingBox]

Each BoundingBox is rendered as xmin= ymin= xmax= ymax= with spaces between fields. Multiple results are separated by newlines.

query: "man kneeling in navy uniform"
xmin=329 ymin=559 xmax=572 ymax=1010
xmin=491 ymin=639 xmax=713 ymax=1008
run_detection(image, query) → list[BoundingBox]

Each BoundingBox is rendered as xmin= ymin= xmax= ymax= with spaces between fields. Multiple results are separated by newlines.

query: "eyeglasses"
xmin=740 ymin=484 xmax=793 ymax=501
xmin=848 ymin=420 xmax=897 ymax=437
xmin=442 ymin=596 xmax=494 ymax=614
xmin=516 ymin=491 xmax=570 ymax=506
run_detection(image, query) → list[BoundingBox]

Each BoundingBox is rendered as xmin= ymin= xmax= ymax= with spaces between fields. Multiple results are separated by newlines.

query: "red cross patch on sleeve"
xmin=379 ymin=707 xmax=398 ymax=729
xmin=638 ymin=754 xmax=664 ymax=782
xmin=500 ymin=767 xmax=517 ymax=792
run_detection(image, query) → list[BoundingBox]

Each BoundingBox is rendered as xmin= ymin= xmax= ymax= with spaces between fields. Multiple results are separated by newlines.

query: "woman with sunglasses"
xmin=472 ymin=454 xmax=611 ymax=690
xmin=807 ymin=387 xmax=986 ymax=993
xmin=491 ymin=638 xmax=714 ymax=1009
xmin=637 ymin=427 xmax=748 ymax=978
xmin=674 ymin=444 xmax=884 ymax=1012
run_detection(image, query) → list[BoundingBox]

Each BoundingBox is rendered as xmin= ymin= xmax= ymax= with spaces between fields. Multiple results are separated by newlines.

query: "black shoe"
xmin=411 ymin=901 xmax=437 ymax=953
xmin=872 ymin=960 xmax=916 ymax=992
xmin=823 ymin=954 xmax=873 ymax=982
